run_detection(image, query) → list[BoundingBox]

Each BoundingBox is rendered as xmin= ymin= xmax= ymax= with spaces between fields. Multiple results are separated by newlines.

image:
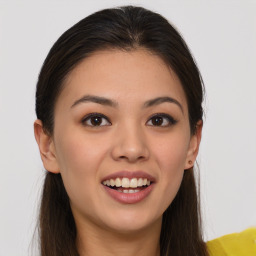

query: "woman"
xmin=33 ymin=5 xmax=255 ymax=256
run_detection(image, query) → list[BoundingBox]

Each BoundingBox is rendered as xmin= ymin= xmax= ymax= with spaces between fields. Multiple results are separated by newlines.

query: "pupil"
xmin=152 ymin=117 xmax=163 ymax=126
xmin=91 ymin=117 xmax=102 ymax=126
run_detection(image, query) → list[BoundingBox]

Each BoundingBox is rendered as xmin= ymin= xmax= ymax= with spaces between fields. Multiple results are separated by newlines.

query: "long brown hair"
xmin=35 ymin=6 xmax=208 ymax=256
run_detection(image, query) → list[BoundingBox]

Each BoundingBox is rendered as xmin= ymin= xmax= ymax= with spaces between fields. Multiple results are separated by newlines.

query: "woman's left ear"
xmin=184 ymin=120 xmax=203 ymax=169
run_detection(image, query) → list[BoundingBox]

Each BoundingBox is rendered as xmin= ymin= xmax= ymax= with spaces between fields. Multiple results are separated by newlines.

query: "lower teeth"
xmin=117 ymin=189 xmax=140 ymax=193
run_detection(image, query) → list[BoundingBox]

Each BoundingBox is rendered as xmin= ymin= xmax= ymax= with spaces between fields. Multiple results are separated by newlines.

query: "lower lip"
xmin=103 ymin=184 xmax=154 ymax=204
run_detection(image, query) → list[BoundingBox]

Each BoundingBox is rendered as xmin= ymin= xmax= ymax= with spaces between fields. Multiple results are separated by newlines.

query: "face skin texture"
xmin=34 ymin=49 xmax=202 ymax=256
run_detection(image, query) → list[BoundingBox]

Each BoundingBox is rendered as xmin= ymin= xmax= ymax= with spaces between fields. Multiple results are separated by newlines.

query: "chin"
xmin=100 ymin=209 xmax=162 ymax=234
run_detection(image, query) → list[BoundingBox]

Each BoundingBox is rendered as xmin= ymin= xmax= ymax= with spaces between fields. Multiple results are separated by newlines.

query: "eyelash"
xmin=82 ymin=113 xmax=111 ymax=127
xmin=81 ymin=112 xmax=177 ymax=127
xmin=147 ymin=113 xmax=177 ymax=127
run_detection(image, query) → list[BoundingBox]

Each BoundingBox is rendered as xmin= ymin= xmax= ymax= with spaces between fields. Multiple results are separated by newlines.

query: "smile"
xmin=102 ymin=177 xmax=151 ymax=193
xmin=101 ymin=171 xmax=155 ymax=204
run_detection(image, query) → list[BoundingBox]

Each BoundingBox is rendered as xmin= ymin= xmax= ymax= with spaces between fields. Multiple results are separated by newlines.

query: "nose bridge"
xmin=111 ymin=119 xmax=149 ymax=162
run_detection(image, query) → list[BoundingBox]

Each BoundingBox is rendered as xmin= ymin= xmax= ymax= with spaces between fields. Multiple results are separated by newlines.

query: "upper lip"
xmin=101 ymin=170 xmax=156 ymax=183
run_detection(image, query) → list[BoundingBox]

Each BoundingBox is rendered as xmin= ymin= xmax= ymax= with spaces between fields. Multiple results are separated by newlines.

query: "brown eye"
xmin=151 ymin=116 xmax=164 ymax=126
xmin=90 ymin=116 xmax=103 ymax=126
xmin=82 ymin=113 xmax=111 ymax=127
xmin=147 ymin=114 xmax=177 ymax=127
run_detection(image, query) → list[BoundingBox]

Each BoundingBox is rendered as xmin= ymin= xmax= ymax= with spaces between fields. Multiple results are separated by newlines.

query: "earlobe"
xmin=184 ymin=120 xmax=203 ymax=170
xmin=34 ymin=119 xmax=60 ymax=173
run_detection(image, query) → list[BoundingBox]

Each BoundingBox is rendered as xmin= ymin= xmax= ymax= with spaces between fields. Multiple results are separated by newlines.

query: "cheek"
xmin=53 ymin=128 xmax=109 ymax=198
xmin=153 ymin=133 xmax=189 ymax=172
xmin=55 ymin=125 xmax=109 ymax=173
xmin=151 ymin=133 xmax=189 ymax=202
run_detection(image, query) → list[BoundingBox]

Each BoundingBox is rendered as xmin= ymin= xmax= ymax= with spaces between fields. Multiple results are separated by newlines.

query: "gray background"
xmin=0 ymin=0 xmax=256 ymax=255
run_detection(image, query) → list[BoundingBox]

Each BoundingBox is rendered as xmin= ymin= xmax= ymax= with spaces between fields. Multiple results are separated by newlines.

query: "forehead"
xmin=57 ymin=49 xmax=188 ymax=112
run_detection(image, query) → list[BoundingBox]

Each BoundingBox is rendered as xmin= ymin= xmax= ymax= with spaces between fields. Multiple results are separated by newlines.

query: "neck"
xmin=76 ymin=217 xmax=162 ymax=256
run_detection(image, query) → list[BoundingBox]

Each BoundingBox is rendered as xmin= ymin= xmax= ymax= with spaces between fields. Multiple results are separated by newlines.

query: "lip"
xmin=101 ymin=170 xmax=156 ymax=182
xmin=101 ymin=170 xmax=156 ymax=204
xmin=102 ymin=183 xmax=154 ymax=204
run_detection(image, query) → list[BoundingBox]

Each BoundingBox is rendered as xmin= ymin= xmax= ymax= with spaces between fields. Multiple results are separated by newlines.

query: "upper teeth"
xmin=102 ymin=178 xmax=151 ymax=188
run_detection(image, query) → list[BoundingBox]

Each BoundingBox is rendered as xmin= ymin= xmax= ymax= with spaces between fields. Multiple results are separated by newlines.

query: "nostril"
xmin=118 ymin=155 xmax=146 ymax=163
xmin=111 ymin=139 xmax=150 ymax=162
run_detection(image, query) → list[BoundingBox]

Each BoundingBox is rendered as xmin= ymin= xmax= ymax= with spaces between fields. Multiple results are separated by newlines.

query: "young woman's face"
xmin=48 ymin=49 xmax=200 ymax=233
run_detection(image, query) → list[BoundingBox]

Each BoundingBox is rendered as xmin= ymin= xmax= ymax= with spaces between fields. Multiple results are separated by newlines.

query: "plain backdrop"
xmin=0 ymin=1 xmax=256 ymax=255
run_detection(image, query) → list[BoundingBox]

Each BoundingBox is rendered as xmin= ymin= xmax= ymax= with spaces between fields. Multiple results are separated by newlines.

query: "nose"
xmin=111 ymin=122 xmax=150 ymax=163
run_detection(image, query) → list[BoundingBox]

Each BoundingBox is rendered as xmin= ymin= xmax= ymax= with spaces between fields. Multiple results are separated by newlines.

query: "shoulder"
xmin=206 ymin=227 xmax=256 ymax=256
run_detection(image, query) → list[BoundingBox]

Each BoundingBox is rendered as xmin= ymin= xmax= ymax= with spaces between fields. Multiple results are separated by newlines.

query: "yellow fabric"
xmin=207 ymin=228 xmax=256 ymax=256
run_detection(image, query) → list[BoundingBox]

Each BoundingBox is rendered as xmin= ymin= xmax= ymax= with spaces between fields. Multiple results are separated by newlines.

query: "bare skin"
xmin=34 ymin=48 xmax=202 ymax=256
xmin=76 ymin=214 xmax=161 ymax=256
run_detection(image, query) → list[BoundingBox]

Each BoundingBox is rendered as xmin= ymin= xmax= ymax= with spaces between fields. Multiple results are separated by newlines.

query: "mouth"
xmin=102 ymin=177 xmax=152 ymax=193
xmin=101 ymin=171 xmax=155 ymax=204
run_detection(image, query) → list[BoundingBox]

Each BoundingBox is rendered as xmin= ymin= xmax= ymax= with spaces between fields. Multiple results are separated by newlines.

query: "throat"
xmin=76 ymin=215 xmax=162 ymax=256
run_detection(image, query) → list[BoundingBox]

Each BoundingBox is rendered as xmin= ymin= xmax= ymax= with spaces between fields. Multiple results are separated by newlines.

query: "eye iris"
xmin=152 ymin=116 xmax=163 ymax=126
xmin=91 ymin=116 xmax=102 ymax=126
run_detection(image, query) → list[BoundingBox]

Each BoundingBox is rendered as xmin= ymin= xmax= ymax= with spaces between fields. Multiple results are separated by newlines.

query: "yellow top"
xmin=207 ymin=228 xmax=256 ymax=256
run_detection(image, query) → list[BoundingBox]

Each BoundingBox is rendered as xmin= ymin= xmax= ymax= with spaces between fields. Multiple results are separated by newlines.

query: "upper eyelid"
xmin=82 ymin=113 xmax=111 ymax=124
xmin=82 ymin=112 xmax=109 ymax=119
xmin=147 ymin=113 xmax=176 ymax=121
xmin=146 ymin=113 xmax=177 ymax=126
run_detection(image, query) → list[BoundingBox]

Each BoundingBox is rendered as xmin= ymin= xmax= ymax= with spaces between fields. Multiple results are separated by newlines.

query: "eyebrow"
xmin=71 ymin=94 xmax=183 ymax=113
xmin=143 ymin=96 xmax=183 ymax=113
xmin=71 ymin=95 xmax=118 ymax=108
